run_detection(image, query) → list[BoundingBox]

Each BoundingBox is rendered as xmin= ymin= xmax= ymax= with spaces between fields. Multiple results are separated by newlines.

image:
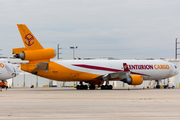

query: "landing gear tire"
xmin=164 ymin=85 xmax=168 ymax=89
xmin=80 ymin=85 xmax=84 ymax=89
xmin=84 ymin=85 xmax=88 ymax=90
xmin=108 ymin=85 xmax=113 ymax=90
xmin=101 ymin=85 xmax=113 ymax=90
xmin=76 ymin=85 xmax=88 ymax=90
xmin=76 ymin=85 xmax=80 ymax=90
xmin=105 ymin=85 xmax=108 ymax=89
xmin=89 ymin=84 xmax=95 ymax=90
xmin=101 ymin=85 xmax=105 ymax=90
xmin=156 ymin=85 xmax=160 ymax=89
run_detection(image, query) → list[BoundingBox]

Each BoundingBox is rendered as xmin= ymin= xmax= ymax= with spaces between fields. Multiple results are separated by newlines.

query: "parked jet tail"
xmin=13 ymin=24 xmax=55 ymax=62
xmin=17 ymin=24 xmax=43 ymax=49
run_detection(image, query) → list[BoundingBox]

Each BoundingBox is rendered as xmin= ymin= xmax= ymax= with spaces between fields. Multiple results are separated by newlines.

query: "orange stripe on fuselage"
xmin=22 ymin=62 xmax=100 ymax=81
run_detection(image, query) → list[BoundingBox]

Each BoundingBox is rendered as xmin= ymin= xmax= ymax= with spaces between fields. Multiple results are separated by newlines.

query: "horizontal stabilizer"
xmin=34 ymin=62 xmax=49 ymax=70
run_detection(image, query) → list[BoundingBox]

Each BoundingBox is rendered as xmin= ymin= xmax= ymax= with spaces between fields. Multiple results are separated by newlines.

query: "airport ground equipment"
xmin=0 ymin=81 xmax=8 ymax=88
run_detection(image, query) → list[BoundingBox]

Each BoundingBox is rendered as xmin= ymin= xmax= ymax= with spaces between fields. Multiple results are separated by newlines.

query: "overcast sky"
xmin=0 ymin=0 xmax=180 ymax=59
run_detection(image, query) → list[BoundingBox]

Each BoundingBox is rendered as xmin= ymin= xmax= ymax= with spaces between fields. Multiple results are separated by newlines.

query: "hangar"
xmin=5 ymin=57 xmax=180 ymax=89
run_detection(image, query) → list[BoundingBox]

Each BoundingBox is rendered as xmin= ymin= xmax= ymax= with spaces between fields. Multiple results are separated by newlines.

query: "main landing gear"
xmin=101 ymin=85 xmax=113 ymax=90
xmin=89 ymin=84 xmax=96 ymax=90
xmin=76 ymin=84 xmax=113 ymax=90
xmin=76 ymin=84 xmax=95 ymax=90
xmin=76 ymin=82 xmax=96 ymax=90
xmin=76 ymin=81 xmax=113 ymax=90
xmin=76 ymin=85 xmax=88 ymax=90
xmin=101 ymin=74 xmax=113 ymax=90
xmin=76 ymin=82 xmax=88 ymax=90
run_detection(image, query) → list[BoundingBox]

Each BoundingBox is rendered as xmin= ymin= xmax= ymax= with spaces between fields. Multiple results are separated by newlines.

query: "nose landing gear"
xmin=155 ymin=80 xmax=160 ymax=89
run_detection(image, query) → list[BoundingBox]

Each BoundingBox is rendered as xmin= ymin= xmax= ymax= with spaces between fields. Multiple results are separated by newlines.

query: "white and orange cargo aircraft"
xmin=13 ymin=24 xmax=179 ymax=90
xmin=0 ymin=59 xmax=20 ymax=81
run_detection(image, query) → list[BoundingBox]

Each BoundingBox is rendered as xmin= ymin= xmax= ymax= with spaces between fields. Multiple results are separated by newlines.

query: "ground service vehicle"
xmin=0 ymin=80 xmax=8 ymax=88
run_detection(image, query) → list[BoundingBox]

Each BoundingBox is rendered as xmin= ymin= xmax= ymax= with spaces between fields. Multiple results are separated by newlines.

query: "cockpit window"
xmin=174 ymin=65 xmax=177 ymax=69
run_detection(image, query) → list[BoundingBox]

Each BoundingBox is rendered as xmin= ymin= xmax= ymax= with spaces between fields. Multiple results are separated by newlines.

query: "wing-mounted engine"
xmin=123 ymin=75 xmax=143 ymax=85
xmin=99 ymin=62 xmax=143 ymax=86
xmin=122 ymin=63 xmax=143 ymax=85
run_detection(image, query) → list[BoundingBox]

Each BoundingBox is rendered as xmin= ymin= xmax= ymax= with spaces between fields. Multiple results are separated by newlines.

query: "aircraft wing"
xmin=105 ymin=71 xmax=128 ymax=79
xmin=95 ymin=71 xmax=128 ymax=80
xmin=96 ymin=63 xmax=130 ymax=80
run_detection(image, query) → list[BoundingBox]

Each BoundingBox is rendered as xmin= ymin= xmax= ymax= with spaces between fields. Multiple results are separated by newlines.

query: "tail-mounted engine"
xmin=14 ymin=48 xmax=55 ymax=61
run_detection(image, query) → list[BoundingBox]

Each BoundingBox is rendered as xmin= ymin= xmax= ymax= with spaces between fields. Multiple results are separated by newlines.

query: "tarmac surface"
xmin=0 ymin=87 xmax=180 ymax=120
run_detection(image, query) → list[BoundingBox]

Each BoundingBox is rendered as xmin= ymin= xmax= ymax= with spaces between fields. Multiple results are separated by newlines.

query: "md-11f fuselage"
xmin=52 ymin=59 xmax=178 ymax=81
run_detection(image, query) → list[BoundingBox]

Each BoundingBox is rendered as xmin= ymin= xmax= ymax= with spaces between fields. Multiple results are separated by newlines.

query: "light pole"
xmin=70 ymin=46 xmax=78 ymax=60
xmin=175 ymin=38 xmax=180 ymax=59
xmin=57 ymin=44 xmax=62 ymax=59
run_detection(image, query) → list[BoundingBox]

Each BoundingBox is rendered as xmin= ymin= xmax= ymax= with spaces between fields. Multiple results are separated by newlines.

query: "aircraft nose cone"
xmin=175 ymin=69 xmax=179 ymax=75
xmin=173 ymin=68 xmax=179 ymax=76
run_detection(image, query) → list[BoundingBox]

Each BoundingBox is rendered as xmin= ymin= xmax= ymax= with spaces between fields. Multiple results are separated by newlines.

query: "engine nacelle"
xmin=124 ymin=75 xmax=143 ymax=85
xmin=14 ymin=48 xmax=55 ymax=61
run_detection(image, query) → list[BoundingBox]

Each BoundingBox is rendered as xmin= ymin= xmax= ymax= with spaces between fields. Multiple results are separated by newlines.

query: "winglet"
xmin=17 ymin=24 xmax=43 ymax=50
xmin=123 ymin=63 xmax=130 ymax=72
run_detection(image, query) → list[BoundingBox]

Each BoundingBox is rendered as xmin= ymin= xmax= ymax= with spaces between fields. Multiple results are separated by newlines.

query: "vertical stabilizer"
xmin=17 ymin=24 xmax=43 ymax=50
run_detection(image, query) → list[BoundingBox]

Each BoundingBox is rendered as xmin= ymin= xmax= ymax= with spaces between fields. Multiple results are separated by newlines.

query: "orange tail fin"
xmin=17 ymin=24 xmax=43 ymax=50
xmin=13 ymin=24 xmax=55 ymax=62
